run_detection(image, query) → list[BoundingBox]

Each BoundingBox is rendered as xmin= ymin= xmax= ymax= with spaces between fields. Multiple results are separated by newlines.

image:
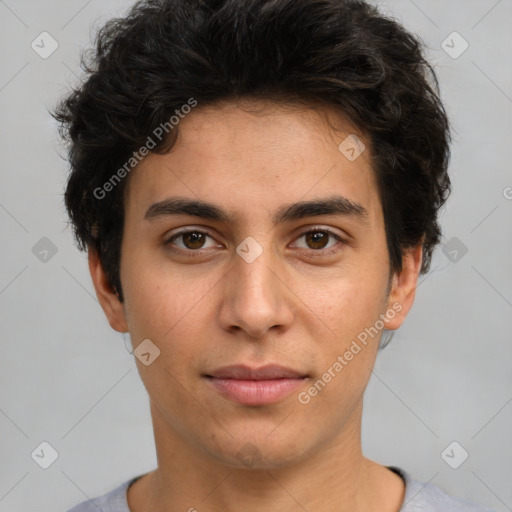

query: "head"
xmin=54 ymin=0 xmax=450 ymax=469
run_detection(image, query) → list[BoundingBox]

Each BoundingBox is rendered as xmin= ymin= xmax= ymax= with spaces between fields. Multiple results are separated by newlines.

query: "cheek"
xmin=298 ymin=265 xmax=388 ymax=394
xmin=299 ymin=281 xmax=385 ymax=412
xmin=121 ymin=261 xmax=225 ymax=400
xmin=122 ymin=261 xmax=211 ymax=403
xmin=121 ymin=243 xmax=216 ymax=336
xmin=302 ymin=263 xmax=388 ymax=335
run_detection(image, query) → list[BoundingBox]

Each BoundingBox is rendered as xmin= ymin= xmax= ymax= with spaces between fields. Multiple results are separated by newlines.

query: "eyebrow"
xmin=144 ymin=195 xmax=368 ymax=224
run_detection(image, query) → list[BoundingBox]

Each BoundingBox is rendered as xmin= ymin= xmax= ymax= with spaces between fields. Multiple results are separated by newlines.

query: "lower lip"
xmin=206 ymin=377 xmax=306 ymax=405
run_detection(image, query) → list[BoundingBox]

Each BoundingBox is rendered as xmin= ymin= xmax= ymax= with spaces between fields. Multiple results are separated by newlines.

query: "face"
xmin=90 ymin=99 xmax=421 ymax=470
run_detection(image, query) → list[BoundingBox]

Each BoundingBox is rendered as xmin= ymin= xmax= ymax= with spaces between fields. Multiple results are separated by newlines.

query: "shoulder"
xmin=388 ymin=466 xmax=498 ymax=512
xmin=65 ymin=475 xmax=142 ymax=512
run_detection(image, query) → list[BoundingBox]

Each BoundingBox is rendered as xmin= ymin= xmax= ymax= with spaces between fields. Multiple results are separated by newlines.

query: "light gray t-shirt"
xmin=66 ymin=466 xmax=497 ymax=511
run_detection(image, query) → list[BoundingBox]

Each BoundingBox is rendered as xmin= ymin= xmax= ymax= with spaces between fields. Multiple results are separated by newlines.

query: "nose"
xmin=218 ymin=241 xmax=294 ymax=339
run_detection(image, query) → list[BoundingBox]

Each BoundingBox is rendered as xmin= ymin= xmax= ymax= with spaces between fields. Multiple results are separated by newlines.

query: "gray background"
xmin=0 ymin=0 xmax=511 ymax=511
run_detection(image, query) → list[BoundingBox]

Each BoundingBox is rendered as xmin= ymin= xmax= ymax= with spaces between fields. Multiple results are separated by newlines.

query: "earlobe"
xmin=385 ymin=243 xmax=423 ymax=331
xmin=87 ymin=246 xmax=128 ymax=333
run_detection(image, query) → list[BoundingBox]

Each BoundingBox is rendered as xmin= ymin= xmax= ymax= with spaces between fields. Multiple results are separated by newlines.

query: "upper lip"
xmin=205 ymin=364 xmax=307 ymax=380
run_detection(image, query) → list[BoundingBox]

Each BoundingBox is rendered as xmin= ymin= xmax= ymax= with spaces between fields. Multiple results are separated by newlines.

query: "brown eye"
xmin=293 ymin=228 xmax=346 ymax=255
xmin=182 ymin=231 xmax=206 ymax=249
xmin=165 ymin=230 xmax=218 ymax=252
xmin=304 ymin=231 xmax=330 ymax=250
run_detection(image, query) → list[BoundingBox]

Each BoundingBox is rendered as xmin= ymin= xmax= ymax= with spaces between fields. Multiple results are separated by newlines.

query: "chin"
xmin=207 ymin=435 xmax=311 ymax=471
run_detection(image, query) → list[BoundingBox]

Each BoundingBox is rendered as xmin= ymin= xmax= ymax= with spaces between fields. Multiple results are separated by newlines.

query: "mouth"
xmin=204 ymin=364 xmax=309 ymax=406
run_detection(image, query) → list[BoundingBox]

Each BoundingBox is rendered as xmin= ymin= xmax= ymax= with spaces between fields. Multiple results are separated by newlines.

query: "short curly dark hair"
xmin=53 ymin=0 xmax=451 ymax=303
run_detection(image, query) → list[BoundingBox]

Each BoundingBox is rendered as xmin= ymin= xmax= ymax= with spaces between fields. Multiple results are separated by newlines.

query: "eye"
xmin=164 ymin=227 xmax=347 ymax=256
xmin=164 ymin=229 xmax=220 ymax=252
xmin=292 ymin=228 xmax=346 ymax=254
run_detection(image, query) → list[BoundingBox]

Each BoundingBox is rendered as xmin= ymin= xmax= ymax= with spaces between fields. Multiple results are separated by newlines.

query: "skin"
xmin=89 ymin=99 xmax=423 ymax=512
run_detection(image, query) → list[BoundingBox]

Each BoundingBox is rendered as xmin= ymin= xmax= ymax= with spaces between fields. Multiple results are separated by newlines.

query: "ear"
xmin=384 ymin=242 xmax=423 ymax=331
xmin=88 ymin=246 xmax=128 ymax=333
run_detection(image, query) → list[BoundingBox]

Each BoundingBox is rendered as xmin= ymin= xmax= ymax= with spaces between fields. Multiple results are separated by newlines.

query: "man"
xmin=54 ymin=0 xmax=496 ymax=510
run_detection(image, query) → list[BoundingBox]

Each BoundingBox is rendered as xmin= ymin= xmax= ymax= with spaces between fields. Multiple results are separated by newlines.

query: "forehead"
xmin=124 ymin=99 xmax=381 ymax=224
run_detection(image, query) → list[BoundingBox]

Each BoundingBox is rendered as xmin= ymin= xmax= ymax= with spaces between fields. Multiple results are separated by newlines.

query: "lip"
xmin=206 ymin=364 xmax=307 ymax=380
xmin=204 ymin=365 xmax=308 ymax=406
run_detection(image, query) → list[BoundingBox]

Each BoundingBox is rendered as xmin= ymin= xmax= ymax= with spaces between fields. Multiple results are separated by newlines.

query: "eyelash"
xmin=163 ymin=227 xmax=347 ymax=257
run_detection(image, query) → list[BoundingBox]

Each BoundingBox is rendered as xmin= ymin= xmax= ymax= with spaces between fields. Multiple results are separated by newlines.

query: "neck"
xmin=128 ymin=400 xmax=404 ymax=512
